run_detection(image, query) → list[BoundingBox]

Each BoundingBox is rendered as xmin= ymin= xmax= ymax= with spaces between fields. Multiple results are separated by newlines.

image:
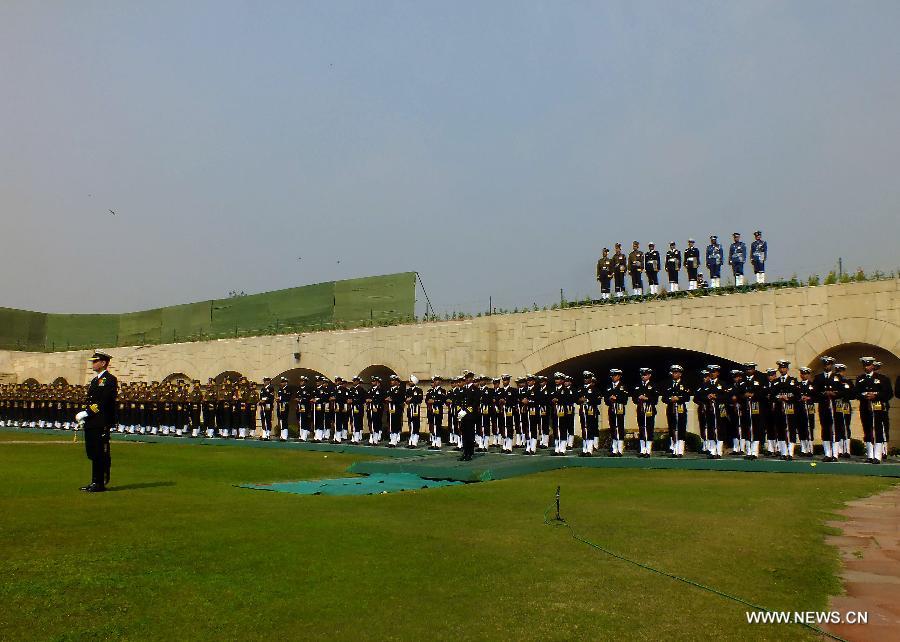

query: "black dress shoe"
xmin=84 ymin=483 xmax=105 ymax=493
xmin=80 ymin=484 xmax=93 ymax=491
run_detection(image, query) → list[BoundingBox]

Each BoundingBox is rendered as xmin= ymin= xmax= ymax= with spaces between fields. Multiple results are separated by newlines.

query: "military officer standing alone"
xmin=596 ymin=248 xmax=613 ymax=300
xmin=729 ymin=232 xmax=747 ymax=286
xmin=705 ymin=235 xmax=724 ymax=288
xmin=75 ymin=351 xmax=118 ymax=492
xmin=751 ymin=230 xmax=768 ymax=284
xmin=665 ymin=242 xmax=681 ymax=292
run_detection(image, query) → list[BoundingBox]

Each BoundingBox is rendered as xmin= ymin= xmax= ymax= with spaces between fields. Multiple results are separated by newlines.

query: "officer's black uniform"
xmin=459 ymin=376 xmax=480 ymax=460
xmin=80 ymin=352 xmax=118 ymax=491
xmin=665 ymin=244 xmax=682 ymax=289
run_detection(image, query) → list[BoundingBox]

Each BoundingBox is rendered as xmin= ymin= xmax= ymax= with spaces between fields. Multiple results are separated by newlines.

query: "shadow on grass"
xmin=107 ymin=481 xmax=176 ymax=492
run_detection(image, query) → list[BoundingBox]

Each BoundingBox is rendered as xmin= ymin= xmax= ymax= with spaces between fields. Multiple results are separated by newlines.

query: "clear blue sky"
xmin=2 ymin=1 xmax=898 ymax=315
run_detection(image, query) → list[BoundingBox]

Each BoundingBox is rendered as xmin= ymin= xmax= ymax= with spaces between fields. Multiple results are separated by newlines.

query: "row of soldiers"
xmin=596 ymin=231 xmax=768 ymax=297
xmin=0 ymin=356 xmax=892 ymax=462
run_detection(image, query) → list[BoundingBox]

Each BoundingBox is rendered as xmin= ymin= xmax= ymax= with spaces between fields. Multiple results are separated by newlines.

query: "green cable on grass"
xmin=543 ymin=500 xmax=847 ymax=642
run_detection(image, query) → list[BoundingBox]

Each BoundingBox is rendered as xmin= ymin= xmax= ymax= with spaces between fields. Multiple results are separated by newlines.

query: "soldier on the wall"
xmin=684 ymin=239 xmax=700 ymax=290
xmin=664 ymin=241 xmax=681 ymax=293
xmin=628 ymin=240 xmax=645 ymax=296
xmin=596 ymin=247 xmax=613 ymax=300
xmin=705 ymin=235 xmax=724 ymax=289
xmin=729 ymin=232 xmax=747 ymax=287
xmin=751 ymin=230 xmax=768 ymax=284
xmin=612 ymin=242 xmax=627 ymax=298
xmin=644 ymin=242 xmax=661 ymax=295
xmin=75 ymin=351 xmax=118 ymax=492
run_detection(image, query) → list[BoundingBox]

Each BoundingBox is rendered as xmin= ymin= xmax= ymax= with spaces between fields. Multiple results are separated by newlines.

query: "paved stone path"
xmin=824 ymin=484 xmax=900 ymax=641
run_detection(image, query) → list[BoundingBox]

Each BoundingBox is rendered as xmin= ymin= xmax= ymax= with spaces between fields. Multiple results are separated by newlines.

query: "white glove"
xmin=457 ymin=410 xmax=467 ymax=419
xmin=75 ymin=411 xmax=88 ymax=422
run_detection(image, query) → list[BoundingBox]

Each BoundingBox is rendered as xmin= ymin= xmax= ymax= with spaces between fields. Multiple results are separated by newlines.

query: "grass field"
xmin=0 ymin=432 xmax=893 ymax=641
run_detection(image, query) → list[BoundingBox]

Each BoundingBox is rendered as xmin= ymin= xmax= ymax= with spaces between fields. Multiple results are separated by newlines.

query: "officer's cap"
xmin=859 ymin=356 xmax=875 ymax=365
xmin=516 ymin=377 xmax=525 ymax=384
xmin=88 ymin=350 xmax=112 ymax=362
xmin=707 ymin=364 xmax=721 ymax=372
xmin=820 ymin=356 xmax=835 ymax=364
xmin=501 ymin=373 xmax=511 ymax=380
xmin=463 ymin=370 xmax=474 ymax=378
xmin=743 ymin=362 xmax=757 ymax=369
xmin=553 ymin=371 xmax=565 ymax=379
xmin=732 ymin=232 xmax=740 ymax=236
xmin=614 ymin=242 xmax=622 ymax=247
xmin=263 ymin=376 xmax=271 ymax=381
xmin=710 ymin=235 xmax=717 ymax=240
xmin=280 ymin=377 xmax=288 ymax=382
xmin=799 ymin=367 xmax=812 ymax=374
xmin=648 ymin=241 xmax=655 ymax=247
xmin=602 ymin=247 xmax=609 ymax=253
xmin=669 ymin=241 xmax=676 ymax=246
xmin=688 ymin=238 xmax=695 ymax=243
xmin=389 ymin=374 xmax=400 ymax=380
xmin=492 ymin=377 xmax=500 ymax=383
xmin=432 ymin=375 xmax=442 ymax=381
xmin=669 ymin=365 xmax=683 ymax=372
xmin=639 ymin=367 xmax=652 ymax=375
xmin=582 ymin=370 xmax=593 ymax=377
xmin=731 ymin=369 xmax=743 ymax=376
xmin=754 ymin=230 xmax=762 ymax=236
xmin=632 ymin=240 xmax=639 ymax=244
xmin=776 ymin=360 xmax=790 ymax=367
xmin=371 ymin=375 xmax=381 ymax=382
xmin=334 ymin=376 xmax=343 ymax=382
xmin=766 ymin=368 xmax=777 ymax=375
xmin=609 ymin=368 xmax=623 ymax=375
xmin=834 ymin=363 xmax=846 ymax=371
xmin=526 ymin=373 xmax=536 ymax=380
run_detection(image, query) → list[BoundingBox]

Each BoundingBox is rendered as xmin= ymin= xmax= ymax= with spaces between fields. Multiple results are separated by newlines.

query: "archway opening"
xmin=808 ymin=343 xmax=900 ymax=380
xmin=358 ymin=364 xmax=398 ymax=384
xmin=214 ymin=371 xmax=244 ymax=384
xmin=163 ymin=372 xmax=191 ymax=385
xmin=267 ymin=367 xmax=329 ymax=433
xmin=22 ymin=378 xmax=39 ymax=386
xmin=52 ymin=377 xmax=68 ymax=385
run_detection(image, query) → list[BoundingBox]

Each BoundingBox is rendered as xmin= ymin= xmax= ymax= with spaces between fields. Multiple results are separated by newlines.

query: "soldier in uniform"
xmin=385 ymin=374 xmax=405 ymax=447
xmin=596 ymin=248 xmax=613 ymax=300
xmin=578 ymin=371 xmax=602 ymax=456
xmin=405 ymin=376 xmax=423 ymax=447
xmin=189 ymin=380 xmax=202 ymax=437
xmin=497 ymin=374 xmax=517 ymax=453
xmin=700 ymin=365 xmax=727 ymax=458
xmin=457 ymin=370 xmax=479 ymax=461
xmin=855 ymin=357 xmax=891 ymax=463
xmin=813 ymin=356 xmax=840 ymax=461
xmin=202 ymin=379 xmax=217 ymax=438
xmin=662 ymin=365 xmax=690 ymax=457
xmin=742 ymin=363 xmax=768 ymax=459
xmin=834 ymin=364 xmax=854 ymax=458
xmin=549 ymin=372 xmax=568 ymax=455
xmin=628 ymin=241 xmax=645 ymax=296
xmin=728 ymin=369 xmax=749 ymax=455
xmin=770 ymin=360 xmax=799 ymax=460
xmin=425 ymin=376 xmax=446 ymax=449
xmin=796 ymin=367 xmax=817 ymax=457
xmin=684 ymin=239 xmax=700 ymax=290
xmin=604 ymin=369 xmax=628 ymax=456
xmin=632 ymin=368 xmax=659 ymax=457
xmin=366 ymin=376 xmax=385 ymax=445
xmin=258 ymin=377 xmax=275 ymax=440
xmin=751 ymin=230 xmax=768 ymax=284
xmin=612 ymin=242 xmax=628 ymax=298
xmin=728 ymin=232 xmax=747 ymax=287
xmin=296 ymin=376 xmax=311 ymax=441
xmin=75 ymin=351 xmax=117 ymax=492
xmin=665 ymin=242 xmax=682 ymax=292
xmin=349 ymin=376 xmax=366 ymax=444
xmin=275 ymin=377 xmax=292 ymax=441
xmin=694 ymin=369 xmax=710 ymax=454
xmin=705 ymin=235 xmax=724 ymax=288
xmin=520 ymin=375 xmax=538 ymax=455
xmin=644 ymin=242 xmax=661 ymax=295
xmin=873 ymin=361 xmax=892 ymax=457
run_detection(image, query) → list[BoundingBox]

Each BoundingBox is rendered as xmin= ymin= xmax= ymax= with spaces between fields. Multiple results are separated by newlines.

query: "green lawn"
xmin=0 ymin=433 xmax=892 ymax=641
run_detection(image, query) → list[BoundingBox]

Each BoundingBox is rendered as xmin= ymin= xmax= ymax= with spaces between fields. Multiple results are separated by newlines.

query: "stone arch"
xmin=519 ymin=324 xmax=768 ymax=377
xmin=148 ymin=358 xmax=198 ymax=383
xmin=22 ymin=377 xmax=39 ymax=385
xmin=52 ymin=377 xmax=68 ymax=385
xmin=806 ymin=342 xmax=900 ymax=380
xmin=347 ymin=348 xmax=409 ymax=380
xmin=214 ymin=370 xmax=244 ymax=384
xmin=794 ymin=318 xmax=900 ymax=368
xmin=258 ymin=351 xmax=339 ymax=383
xmin=162 ymin=372 xmax=191 ymax=385
xmin=271 ymin=367 xmax=328 ymax=386
xmin=358 ymin=364 xmax=398 ymax=384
